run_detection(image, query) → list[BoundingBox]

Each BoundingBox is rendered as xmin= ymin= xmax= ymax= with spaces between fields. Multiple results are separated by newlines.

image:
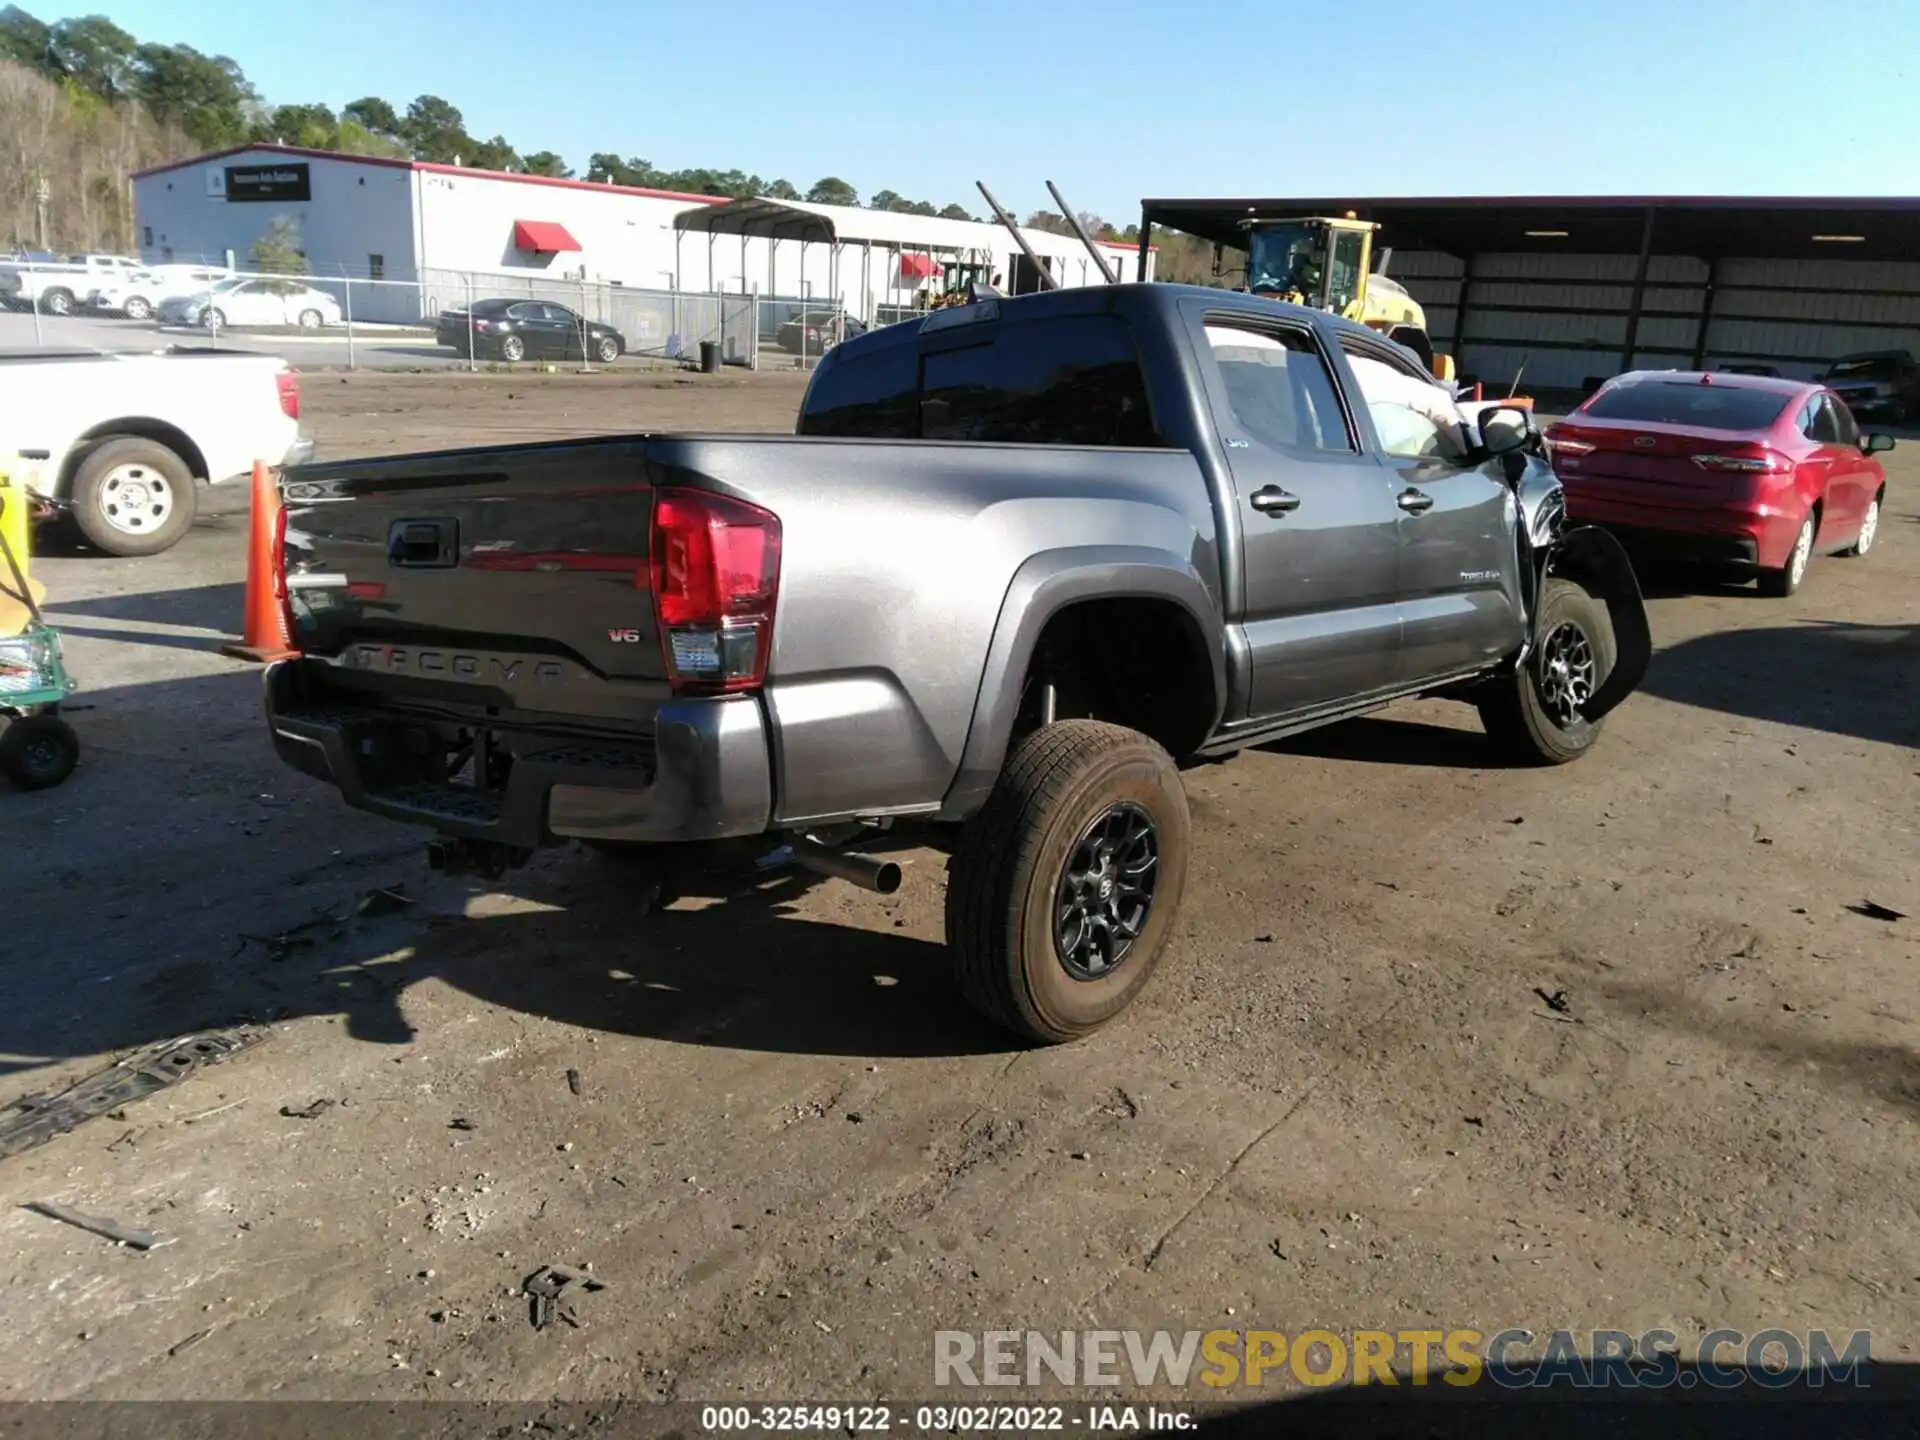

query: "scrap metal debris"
xmin=449 ymin=1117 xmax=477 ymax=1132
xmin=279 ymin=1099 xmax=338 ymax=1120
xmin=0 ymin=1028 xmax=265 ymax=1161
xmin=523 ymin=1265 xmax=607 ymax=1331
xmin=1848 ymin=900 xmax=1907 ymax=923
xmin=566 ymin=1068 xmax=582 ymax=1097
xmin=238 ymin=906 xmax=345 ymax=963
xmin=167 ymin=1329 xmax=212 ymax=1358
xmin=1535 ymin=987 xmax=1572 ymax=1014
xmin=356 ymin=885 xmax=416 ymax=920
xmin=25 ymin=1200 xmax=172 ymax=1251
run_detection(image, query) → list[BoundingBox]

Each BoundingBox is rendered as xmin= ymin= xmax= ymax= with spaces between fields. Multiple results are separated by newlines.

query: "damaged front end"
xmin=1490 ymin=410 xmax=1652 ymax=725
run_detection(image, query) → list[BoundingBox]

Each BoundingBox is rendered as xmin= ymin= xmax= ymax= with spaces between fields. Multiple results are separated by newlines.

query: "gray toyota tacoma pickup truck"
xmin=262 ymin=283 xmax=1649 ymax=1042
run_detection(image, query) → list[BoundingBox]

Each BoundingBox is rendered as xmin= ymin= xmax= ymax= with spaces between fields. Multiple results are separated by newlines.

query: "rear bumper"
xmin=1563 ymin=494 xmax=1799 ymax=570
xmin=262 ymin=659 xmax=773 ymax=849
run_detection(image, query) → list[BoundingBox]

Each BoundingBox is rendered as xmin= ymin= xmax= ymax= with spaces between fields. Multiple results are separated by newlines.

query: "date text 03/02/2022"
xmin=697 ymin=1403 xmax=1195 ymax=1432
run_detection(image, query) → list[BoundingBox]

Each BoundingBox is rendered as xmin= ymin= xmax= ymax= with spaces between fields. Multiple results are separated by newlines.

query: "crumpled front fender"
xmin=1537 ymin=524 xmax=1650 ymax=723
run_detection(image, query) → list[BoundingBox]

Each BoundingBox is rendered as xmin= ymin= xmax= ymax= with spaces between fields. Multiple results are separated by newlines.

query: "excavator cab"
xmin=1242 ymin=215 xmax=1454 ymax=383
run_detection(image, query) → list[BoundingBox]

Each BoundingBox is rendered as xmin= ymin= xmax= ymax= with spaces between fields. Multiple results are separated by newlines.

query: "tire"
xmin=38 ymin=288 xmax=73 ymax=317
xmin=1477 ymin=577 xmax=1617 ymax=765
xmin=499 ymin=334 xmax=526 ymax=362
xmin=945 ymin=720 xmax=1190 ymax=1044
xmin=203 ymin=307 xmax=227 ymax=329
xmin=595 ymin=335 xmax=620 ymax=364
xmin=123 ymin=296 xmax=152 ymax=320
xmin=68 ymin=437 xmax=198 ymax=557
xmin=297 ymin=308 xmax=324 ymax=329
xmin=1 ymin=715 xmax=79 ymax=790
xmin=1841 ymin=492 xmax=1882 ymax=558
xmin=1758 ymin=511 xmax=1815 ymax=597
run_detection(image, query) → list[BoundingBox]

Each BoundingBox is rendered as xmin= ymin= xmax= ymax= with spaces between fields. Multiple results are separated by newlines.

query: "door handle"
xmin=1397 ymin=488 xmax=1434 ymax=515
xmin=1250 ymin=486 xmax=1301 ymax=515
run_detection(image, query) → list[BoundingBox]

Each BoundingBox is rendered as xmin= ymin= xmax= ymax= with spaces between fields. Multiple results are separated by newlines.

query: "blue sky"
xmin=101 ymin=0 xmax=1920 ymax=220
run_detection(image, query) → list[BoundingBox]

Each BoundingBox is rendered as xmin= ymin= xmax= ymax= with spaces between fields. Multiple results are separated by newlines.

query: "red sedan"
xmin=1546 ymin=372 xmax=1893 ymax=596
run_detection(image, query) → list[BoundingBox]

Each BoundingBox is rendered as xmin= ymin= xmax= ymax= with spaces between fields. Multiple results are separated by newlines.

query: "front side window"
xmin=1341 ymin=346 xmax=1469 ymax=461
xmin=1203 ymin=322 xmax=1350 ymax=453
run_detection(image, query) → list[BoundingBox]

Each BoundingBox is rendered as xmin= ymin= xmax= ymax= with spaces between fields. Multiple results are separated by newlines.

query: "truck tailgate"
xmin=280 ymin=437 xmax=671 ymax=721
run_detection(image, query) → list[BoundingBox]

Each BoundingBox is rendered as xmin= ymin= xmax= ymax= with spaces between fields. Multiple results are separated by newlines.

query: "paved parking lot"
xmin=1 ymin=370 xmax=1915 ymax=1413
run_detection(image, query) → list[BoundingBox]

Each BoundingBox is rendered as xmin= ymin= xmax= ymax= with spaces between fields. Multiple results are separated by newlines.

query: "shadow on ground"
xmin=1192 ymin=1362 xmax=1920 ymax=1439
xmin=1640 ymin=620 xmax=1917 ymax=748
xmin=1263 ymin=714 xmax=1492 ymax=769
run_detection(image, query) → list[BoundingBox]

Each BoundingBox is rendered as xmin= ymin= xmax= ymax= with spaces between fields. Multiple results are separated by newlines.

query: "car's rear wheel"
xmin=1477 ymin=577 xmax=1616 ymax=765
xmin=123 ymin=296 xmax=153 ymax=320
xmin=1842 ymin=492 xmax=1882 ymax=558
xmin=499 ymin=334 xmax=526 ymax=362
xmin=945 ymin=720 xmax=1190 ymax=1043
xmin=69 ymin=437 xmax=198 ymax=557
xmin=1758 ymin=512 xmax=1815 ymax=596
xmin=595 ymin=335 xmax=620 ymax=364
xmin=38 ymin=288 xmax=73 ymax=317
xmin=203 ymin=307 xmax=227 ymax=329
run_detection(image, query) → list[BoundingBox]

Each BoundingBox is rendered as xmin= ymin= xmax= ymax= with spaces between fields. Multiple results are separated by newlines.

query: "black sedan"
xmin=436 ymin=298 xmax=625 ymax=363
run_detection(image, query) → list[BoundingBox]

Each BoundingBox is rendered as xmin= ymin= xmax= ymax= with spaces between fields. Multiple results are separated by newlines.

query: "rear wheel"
xmin=123 ymin=295 xmax=153 ymax=320
xmin=297 ymin=308 xmax=324 ymax=329
xmin=945 ymin=720 xmax=1190 ymax=1043
xmin=499 ymin=334 xmax=526 ymax=362
xmin=37 ymin=288 xmax=73 ymax=317
xmin=69 ymin=437 xmax=198 ymax=556
xmin=203 ymin=307 xmax=227 ymax=329
xmin=1 ymin=715 xmax=79 ymax=790
xmin=595 ymin=335 xmax=620 ymax=364
xmin=1758 ymin=512 xmax=1815 ymax=596
xmin=1477 ymin=577 xmax=1616 ymax=765
xmin=1842 ymin=492 xmax=1881 ymax=558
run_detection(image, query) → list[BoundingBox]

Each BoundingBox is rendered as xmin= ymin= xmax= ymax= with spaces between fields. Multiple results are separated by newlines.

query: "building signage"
xmin=225 ymin=163 xmax=312 ymax=203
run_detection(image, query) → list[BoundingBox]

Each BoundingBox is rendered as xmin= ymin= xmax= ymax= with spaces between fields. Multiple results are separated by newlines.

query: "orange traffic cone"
xmin=220 ymin=460 xmax=298 ymax=663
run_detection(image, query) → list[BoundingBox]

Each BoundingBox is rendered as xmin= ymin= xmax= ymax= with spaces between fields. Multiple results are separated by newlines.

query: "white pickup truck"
xmin=0 ymin=254 xmax=144 ymax=317
xmin=0 ymin=347 xmax=313 ymax=555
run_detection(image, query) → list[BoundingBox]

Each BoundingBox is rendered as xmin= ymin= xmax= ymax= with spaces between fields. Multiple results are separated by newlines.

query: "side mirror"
xmin=1479 ymin=404 xmax=1533 ymax=456
xmin=1863 ymin=433 xmax=1896 ymax=455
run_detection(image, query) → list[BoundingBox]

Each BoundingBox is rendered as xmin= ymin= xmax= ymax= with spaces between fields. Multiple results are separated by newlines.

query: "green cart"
xmin=0 ymin=490 xmax=78 ymax=790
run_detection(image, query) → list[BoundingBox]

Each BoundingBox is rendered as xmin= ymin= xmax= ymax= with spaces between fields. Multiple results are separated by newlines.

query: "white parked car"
xmin=86 ymin=265 xmax=234 ymax=320
xmin=0 ymin=348 xmax=312 ymax=556
xmin=158 ymin=277 xmax=342 ymax=330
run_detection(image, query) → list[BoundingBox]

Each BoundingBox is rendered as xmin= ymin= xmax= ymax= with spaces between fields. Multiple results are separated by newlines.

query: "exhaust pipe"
xmin=786 ymin=836 xmax=902 ymax=895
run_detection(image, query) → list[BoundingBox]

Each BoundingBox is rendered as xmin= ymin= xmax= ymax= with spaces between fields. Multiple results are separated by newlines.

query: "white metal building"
xmin=1138 ymin=195 xmax=1920 ymax=392
xmin=132 ymin=144 xmax=1147 ymax=328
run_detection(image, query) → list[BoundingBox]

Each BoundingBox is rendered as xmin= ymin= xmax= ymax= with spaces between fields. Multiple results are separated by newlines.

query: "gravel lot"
xmin=2 ymin=370 xmax=1915 ymax=1421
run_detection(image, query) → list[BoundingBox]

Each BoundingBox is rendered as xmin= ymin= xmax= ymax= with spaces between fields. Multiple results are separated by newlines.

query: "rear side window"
xmin=1203 ymin=322 xmax=1351 ymax=453
xmin=1826 ymin=394 xmax=1860 ymax=445
xmin=1584 ymin=380 xmax=1790 ymax=431
xmin=800 ymin=315 xmax=1163 ymax=446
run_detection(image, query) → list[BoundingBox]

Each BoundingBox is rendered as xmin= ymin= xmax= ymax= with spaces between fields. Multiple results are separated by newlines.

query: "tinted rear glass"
xmin=1827 ymin=355 xmax=1904 ymax=380
xmin=800 ymin=314 xmax=1164 ymax=447
xmin=1582 ymin=381 xmax=1791 ymax=431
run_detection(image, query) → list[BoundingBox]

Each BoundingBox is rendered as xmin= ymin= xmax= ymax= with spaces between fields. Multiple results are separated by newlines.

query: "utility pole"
xmin=35 ymin=177 xmax=50 ymax=251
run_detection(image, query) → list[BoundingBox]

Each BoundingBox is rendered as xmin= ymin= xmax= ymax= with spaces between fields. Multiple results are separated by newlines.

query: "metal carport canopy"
xmin=1136 ymin=195 xmax=1920 ymax=262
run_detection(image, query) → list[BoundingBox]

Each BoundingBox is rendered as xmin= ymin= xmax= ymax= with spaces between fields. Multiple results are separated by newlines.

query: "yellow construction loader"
xmin=1243 ymin=215 xmax=1453 ymax=381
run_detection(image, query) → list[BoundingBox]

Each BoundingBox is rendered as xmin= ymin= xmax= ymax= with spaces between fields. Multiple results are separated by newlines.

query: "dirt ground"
xmin=2 ymin=370 xmax=1916 ymax=1420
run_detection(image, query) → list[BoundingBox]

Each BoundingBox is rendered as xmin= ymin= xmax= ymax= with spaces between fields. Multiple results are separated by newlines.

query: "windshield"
xmin=1826 ymin=355 xmax=1905 ymax=380
xmin=1583 ymin=380 xmax=1792 ymax=431
xmin=1246 ymin=223 xmax=1327 ymax=301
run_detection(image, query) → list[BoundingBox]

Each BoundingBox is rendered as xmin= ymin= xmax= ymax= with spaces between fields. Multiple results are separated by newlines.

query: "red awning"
xmin=898 ymin=252 xmax=937 ymax=280
xmin=512 ymin=220 xmax=581 ymax=253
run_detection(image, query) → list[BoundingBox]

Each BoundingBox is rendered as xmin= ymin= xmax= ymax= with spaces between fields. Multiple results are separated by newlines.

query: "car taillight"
xmin=1546 ymin=436 xmax=1595 ymax=457
xmin=1691 ymin=451 xmax=1792 ymax=473
xmin=272 ymin=501 xmax=301 ymax=651
xmin=648 ymin=488 xmax=781 ymax=693
xmin=276 ymin=369 xmax=299 ymax=419
xmin=474 ymin=318 xmax=492 ymax=331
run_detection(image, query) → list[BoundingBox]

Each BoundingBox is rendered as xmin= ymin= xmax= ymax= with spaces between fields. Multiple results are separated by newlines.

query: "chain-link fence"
xmin=0 ymin=256 xmax=765 ymax=371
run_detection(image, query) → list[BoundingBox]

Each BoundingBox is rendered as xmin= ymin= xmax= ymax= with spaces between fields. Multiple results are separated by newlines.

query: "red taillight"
xmin=276 ymin=369 xmax=299 ymax=419
xmin=1691 ymin=451 xmax=1792 ymax=474
xmin=271 ymin=500 xmax=300 ymax=651
xmin=1546 ymin=436 xmax=1594 ymax=457
xmin=648 ymin=488 xmax=781 ymax=694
